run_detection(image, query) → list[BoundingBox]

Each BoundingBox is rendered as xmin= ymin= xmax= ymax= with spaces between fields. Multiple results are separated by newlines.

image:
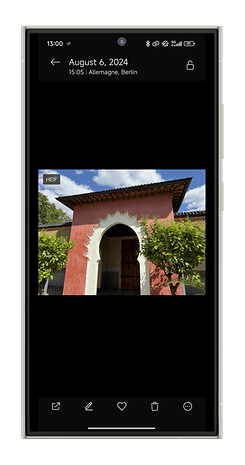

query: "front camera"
xmin=117 ymin=37 xmax=127 ymax=46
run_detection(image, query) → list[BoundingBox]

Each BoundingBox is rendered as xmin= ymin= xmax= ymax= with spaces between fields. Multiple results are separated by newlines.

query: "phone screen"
xmin=23 ymin=27 xmax=222 ymax=437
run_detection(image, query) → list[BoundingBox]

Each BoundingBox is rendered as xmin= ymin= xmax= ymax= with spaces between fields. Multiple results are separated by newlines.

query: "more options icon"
xmin=183 ymin=401 xmax=193 ymax=412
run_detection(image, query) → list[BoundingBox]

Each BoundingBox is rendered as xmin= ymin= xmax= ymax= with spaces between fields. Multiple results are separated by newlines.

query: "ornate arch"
xmin=84 ymin=210 xmax=150 ymax=295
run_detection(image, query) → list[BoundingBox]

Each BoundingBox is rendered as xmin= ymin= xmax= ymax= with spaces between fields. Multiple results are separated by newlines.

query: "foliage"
xmin=165 ymin=273 xmax=206 ymax=293
xmin=38 ymin=192 xmax=72 ymax=226
xmin=38 ymin=231 xmax=75 ymax=294
xmin=139 ymin=215 xmax=206 ymax=295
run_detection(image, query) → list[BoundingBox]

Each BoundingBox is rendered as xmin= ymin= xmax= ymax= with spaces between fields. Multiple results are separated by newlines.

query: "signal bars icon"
xmin=171 ymin=40 xmax=182 ymax=47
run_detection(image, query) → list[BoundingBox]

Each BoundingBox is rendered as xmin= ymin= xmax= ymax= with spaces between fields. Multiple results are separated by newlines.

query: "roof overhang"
xmin=56 ymin=178 xmax=192 ymax=213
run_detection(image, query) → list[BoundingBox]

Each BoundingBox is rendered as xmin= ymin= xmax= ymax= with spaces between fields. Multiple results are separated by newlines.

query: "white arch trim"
xmin=84 ymin=210 xmax=150 ymax=295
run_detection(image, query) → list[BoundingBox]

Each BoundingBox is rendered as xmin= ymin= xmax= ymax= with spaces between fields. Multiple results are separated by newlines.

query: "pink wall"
xmin=63 ymin=224 xmax=93 ymax=295
xmin=72 ymin=194 xmax=174 ymax=226
xmin=149 ymin=263 xmax=182 ymax=295
xmin=63 ymin=193 xmax=182 ymax=295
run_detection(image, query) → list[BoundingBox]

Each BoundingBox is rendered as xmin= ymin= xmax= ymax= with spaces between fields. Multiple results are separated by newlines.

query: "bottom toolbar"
xmin=37 ymin=397 xmax=206 ymax=435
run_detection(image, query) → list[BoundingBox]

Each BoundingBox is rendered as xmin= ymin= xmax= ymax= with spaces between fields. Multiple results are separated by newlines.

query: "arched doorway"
xmin=84 ymin=210 xmax=150 ymax=295
xmin=98 ymin=224 xmax=140 ymax=294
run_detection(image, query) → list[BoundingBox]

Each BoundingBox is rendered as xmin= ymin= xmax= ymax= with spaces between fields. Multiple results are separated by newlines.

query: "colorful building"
xmin=38 ymin=178 xmax=206 ymax=295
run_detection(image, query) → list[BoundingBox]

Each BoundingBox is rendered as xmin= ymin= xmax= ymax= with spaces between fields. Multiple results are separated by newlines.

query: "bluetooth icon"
xmin=146 ymin=40 xmax=151 ymax=47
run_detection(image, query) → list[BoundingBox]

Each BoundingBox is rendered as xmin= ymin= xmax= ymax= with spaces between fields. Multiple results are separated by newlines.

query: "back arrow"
xmin=51 ymin=59 xmax=61 ymax=66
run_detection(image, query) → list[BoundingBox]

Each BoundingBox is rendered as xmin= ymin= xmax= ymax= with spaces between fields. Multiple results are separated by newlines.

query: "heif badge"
xmin=43 ymin=174 xmax=60 ymax=185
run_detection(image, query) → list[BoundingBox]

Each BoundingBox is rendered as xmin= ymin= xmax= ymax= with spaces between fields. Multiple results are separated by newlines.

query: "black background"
xmin=25 ymin=29 xmax=219 ymax=436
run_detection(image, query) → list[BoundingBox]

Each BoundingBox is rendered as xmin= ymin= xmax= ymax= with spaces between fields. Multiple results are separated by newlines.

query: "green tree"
xmin=38 ymin=231 xmax=75 ymax=295
xmin=38 ymin=192 xmax=72 ymax=225
xmin=139 ymin=215 xmax=206 ymax=295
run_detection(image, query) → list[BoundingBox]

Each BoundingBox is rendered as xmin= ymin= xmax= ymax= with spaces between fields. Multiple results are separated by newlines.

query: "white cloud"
xmin=182 ymin=184 xmax=206 ymax=211
xmin=75 ymin=170 xmax=83 ymax=175
xmin=92 ymin=170 xmax=163 ymax=188
xmin=38 ymin=170 xmax=92 ymax=218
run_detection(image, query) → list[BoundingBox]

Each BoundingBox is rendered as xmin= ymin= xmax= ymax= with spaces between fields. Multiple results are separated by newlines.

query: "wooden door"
xmin=121 ymin=239 xmax=140 ymax=290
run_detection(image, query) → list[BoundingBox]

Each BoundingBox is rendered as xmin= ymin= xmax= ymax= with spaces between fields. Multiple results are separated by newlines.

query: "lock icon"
xmin=186 ymin=60 xmax=194 ymax=71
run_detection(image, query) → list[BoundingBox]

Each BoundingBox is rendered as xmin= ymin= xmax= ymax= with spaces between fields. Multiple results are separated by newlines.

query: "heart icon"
xmin=117 ymin=402 xmax=127 ymax=411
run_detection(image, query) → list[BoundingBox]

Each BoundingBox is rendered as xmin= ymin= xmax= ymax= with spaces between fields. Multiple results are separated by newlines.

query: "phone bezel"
xmin=21 ymin=25 xmax=223 ymax=439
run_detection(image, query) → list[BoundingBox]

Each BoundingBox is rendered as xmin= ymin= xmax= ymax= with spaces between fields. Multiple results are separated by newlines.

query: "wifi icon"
xmin=66 ymin=42 xmax=72 ymax=46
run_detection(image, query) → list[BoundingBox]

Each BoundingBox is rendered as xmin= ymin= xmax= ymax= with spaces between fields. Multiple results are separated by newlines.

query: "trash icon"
xmin=151 ymin=401 xmax=159 ymax=412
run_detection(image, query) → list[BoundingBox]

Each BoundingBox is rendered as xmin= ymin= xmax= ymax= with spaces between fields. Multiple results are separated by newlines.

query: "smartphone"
xmin=22 ymin=26 xmax=223 ymax=438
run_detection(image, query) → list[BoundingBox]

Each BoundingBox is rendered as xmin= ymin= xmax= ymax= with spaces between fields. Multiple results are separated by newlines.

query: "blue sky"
xmin=38 ymin=169 xmax=205 ymax=219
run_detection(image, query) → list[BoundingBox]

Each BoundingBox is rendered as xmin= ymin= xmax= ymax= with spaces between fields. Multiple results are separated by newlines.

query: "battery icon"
xmin=184 ymin=41 xmax=195 ymax=47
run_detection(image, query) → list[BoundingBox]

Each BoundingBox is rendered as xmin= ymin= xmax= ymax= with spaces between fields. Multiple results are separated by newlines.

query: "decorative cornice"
xmin=174 ymin=210 xmax=206 ymax=217
xmin=56 ymin=178 xmax=192 ymax=213
xmin=84 ymin=210 xmax=140 ymax=259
